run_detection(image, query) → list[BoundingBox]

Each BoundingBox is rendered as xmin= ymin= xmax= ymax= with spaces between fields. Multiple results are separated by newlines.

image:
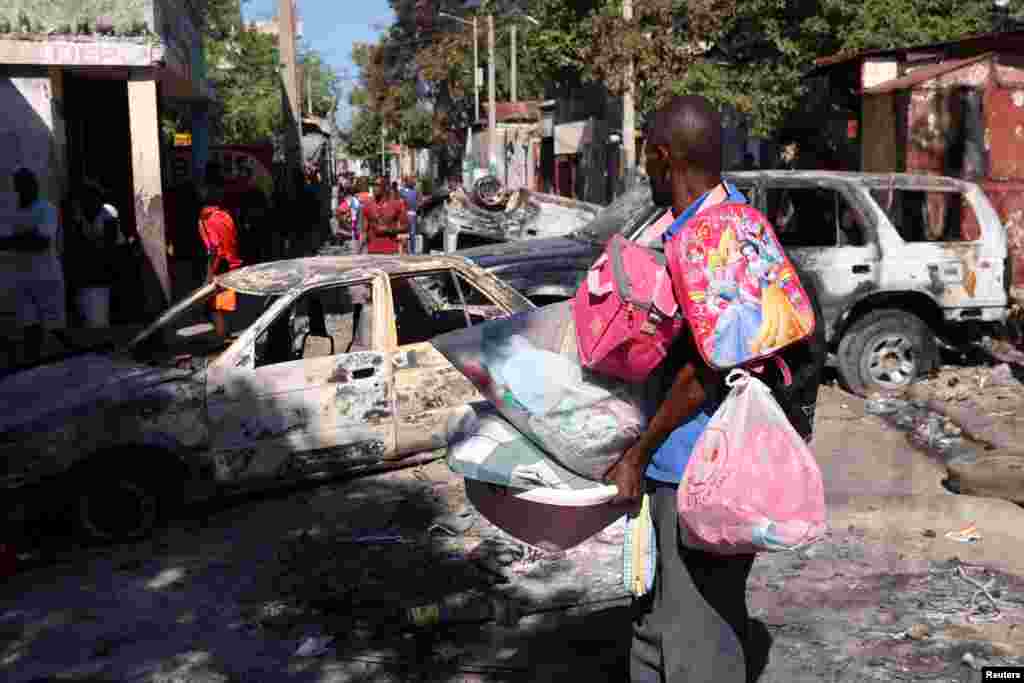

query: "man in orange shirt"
xmin=199 ymin=199 xmax=243 ymax=339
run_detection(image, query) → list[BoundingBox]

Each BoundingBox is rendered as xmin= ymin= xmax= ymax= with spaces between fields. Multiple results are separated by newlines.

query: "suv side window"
xmin=870 ymin=189 xmax=978 ymax=242
xmin=765 ymin=187 xmax=868 ymax=248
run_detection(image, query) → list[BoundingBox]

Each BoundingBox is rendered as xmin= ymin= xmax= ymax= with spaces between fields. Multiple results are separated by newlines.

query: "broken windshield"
xmin=573 ymin=181 xmax=660 ymax=244
xmin=127 ymin=284 xmax=278 ymax=366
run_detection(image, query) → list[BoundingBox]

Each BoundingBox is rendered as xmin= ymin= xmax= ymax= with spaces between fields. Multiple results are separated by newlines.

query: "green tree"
xmin=581 ymin=0 xmax=1008 ymax=139
xmin=298 ymin=44 xmax=342 ymax=118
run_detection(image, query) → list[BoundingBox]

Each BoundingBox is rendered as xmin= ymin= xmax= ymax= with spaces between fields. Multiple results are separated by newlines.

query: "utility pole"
xmin=381 ymin=124 xmax=386 ymax=178
xmin=306 ymin=64 xmax=312 ymax=116
xmin=473 ymin=16 xmax=480 ymax=123
xmin=510 ymin=23 xmax=517 ymax=103
xmin=279 ymin=0 xmax=301 ymax=201
xmin=622 ymin=0 xmax=636 ymax=190
xmin=488 ymin=13 xmax=497 ymax=174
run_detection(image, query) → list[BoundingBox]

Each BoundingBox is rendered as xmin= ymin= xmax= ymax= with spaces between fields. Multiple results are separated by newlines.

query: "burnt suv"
xmin=459 ymin=172 xmax=1010 ymax=396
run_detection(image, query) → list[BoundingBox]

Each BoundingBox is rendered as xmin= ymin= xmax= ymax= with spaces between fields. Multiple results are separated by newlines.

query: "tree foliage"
xmin=166 ymin=0 xmax=340 ymax=146
xmin=349 ymin=0 xmax=1015 ymax=155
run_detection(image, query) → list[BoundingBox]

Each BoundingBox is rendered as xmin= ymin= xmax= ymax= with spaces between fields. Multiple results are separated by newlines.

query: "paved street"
xmin=3 ymin=372 xmax=1024 ymax=682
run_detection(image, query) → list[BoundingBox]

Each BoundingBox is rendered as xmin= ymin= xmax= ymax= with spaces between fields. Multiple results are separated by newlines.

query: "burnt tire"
xmin=73 ymin=457 xmax=183 ymax=544
xmin=836 ymin=308 xmax=938 ymax=397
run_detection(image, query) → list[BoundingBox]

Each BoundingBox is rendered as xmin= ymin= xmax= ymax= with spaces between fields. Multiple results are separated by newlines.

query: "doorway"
xmin=63 ymin=72 xmax=136 ymax=235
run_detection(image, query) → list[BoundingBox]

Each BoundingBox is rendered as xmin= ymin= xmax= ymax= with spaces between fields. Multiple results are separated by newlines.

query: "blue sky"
xmin=241 ymin=0 xmax=396 ymax=127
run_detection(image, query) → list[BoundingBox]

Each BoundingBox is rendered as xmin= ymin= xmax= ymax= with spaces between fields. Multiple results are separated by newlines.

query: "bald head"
xmin=648 ymin=95 xmax=723 ymax=178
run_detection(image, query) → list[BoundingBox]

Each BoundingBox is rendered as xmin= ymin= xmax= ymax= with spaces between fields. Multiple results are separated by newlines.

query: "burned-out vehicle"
xmin=419 ymin=183 xmax=602 ymax=252
xmin=1 ymin=256 xmax=532 ymax=542
xmin=461 ymin=172 xmax=1010 ymax=396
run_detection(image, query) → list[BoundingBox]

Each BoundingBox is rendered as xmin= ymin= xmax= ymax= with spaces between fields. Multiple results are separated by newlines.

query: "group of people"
xmin=334 ymin=175 xmax=421 ymax=255
xmin=0 ymin=167 xmax=145 ymax=363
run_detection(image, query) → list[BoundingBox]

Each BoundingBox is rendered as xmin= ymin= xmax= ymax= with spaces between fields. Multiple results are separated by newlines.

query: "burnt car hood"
xmin=0 ymin=353 xmax=191 ymax=435
xmin=457 ymin=235 xmax=592 ymax=267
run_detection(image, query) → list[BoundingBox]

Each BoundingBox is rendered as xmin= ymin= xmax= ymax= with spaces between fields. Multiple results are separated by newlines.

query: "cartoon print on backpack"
xmin=672 ymin=205 xmax=816 ymax=369
xmin=705 ymin=227 xmax=763 ymax=366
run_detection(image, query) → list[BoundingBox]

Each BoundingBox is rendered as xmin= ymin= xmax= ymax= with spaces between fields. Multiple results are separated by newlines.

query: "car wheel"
xmin=75 ymin=466 xmax=165 ymax=543
xmin=837 ymin=309 xmax=938 ymax=397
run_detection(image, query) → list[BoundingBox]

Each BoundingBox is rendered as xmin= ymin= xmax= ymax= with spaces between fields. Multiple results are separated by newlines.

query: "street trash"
xmin=905 ymin=623 xmax=930 ymax=640
xmin=337 ymin=532 xmax=406 ymax=544
xmin=922 ymin=529 xmax=937 ymax=538
xmin=990 ymin=362 xmax=1019 ymax=387
xmin=403 ymin=591 xmax=520 ymax=628
xmin=865 ymin=397 xmax=909 ymax=415
xmin=430 ymin=508 xmax=476 ymax=535
xmin=295 ymin=635 xmax=335 ymax=657
xmin=945 ymin=524 xmax=982 ymax=543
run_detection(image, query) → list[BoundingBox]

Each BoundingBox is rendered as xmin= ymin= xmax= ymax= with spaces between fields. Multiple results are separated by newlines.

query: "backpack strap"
xmin=661 ymin=180 xmax=742 ymax=244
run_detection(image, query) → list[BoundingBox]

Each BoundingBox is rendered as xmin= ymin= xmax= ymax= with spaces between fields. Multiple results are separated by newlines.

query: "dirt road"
xmin=3 ymin=379 xmax=1024 ymax=682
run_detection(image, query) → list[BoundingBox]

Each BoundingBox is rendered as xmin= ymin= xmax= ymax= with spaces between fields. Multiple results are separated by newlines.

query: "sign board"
xmin=174 ymin=133 xmax=192 ymax=147
xmin=555 ymin=120 xmax=592 ymax=156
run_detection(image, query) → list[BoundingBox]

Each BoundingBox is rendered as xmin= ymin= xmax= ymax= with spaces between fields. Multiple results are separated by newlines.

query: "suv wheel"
xmin=837 ymin=309 xmax=938 ymax=397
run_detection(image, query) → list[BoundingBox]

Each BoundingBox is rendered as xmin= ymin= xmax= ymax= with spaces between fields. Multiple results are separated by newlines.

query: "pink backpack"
xmin=663 ymin=202 xmax=815 ymax=371
xmin=573 ymin=234 xmax=685 ymax=382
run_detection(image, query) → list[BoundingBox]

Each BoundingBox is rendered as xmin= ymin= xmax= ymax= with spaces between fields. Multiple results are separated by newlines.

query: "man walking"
xmin=605 ymin=96 xmax=754 ymax=683
xmin=198 ymin=169 xmax=242 ymax=339
xmin=0 ymin=168 xmax=65 ymax=363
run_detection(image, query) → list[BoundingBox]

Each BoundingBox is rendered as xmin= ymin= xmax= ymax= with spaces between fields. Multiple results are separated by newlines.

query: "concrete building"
xmin=0 ymin=0 xmax=213 ymax=317
xmin=813 ymin=30 xmax=1024 ymax=300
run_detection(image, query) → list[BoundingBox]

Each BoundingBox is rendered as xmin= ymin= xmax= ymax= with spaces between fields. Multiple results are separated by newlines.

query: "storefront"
xmin=0 ymin=0 xmax=213 ymax=318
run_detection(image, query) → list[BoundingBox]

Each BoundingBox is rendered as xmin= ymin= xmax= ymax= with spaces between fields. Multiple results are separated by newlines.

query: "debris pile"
xmin=864 ymin=396 xmax=978 ymax=466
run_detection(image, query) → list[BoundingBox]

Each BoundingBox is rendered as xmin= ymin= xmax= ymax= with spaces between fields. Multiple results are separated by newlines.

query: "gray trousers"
xmin=630 ymin=481 xmax=754 ymax=683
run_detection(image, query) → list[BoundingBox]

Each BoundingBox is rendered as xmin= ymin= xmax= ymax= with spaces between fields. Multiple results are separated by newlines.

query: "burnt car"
xmin=1 ymin=255 xmax=532 ymax=542
xmin=460 ymin=172 xmax=1010 ymax=395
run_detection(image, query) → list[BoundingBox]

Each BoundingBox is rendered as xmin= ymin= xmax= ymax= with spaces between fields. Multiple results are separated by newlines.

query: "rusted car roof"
xmin=216 ymin=255 xmax=478 ymax=295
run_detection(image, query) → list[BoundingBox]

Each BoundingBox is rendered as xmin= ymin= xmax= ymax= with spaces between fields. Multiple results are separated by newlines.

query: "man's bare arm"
xmin=606 ymin=362 xmax=712 ymax=502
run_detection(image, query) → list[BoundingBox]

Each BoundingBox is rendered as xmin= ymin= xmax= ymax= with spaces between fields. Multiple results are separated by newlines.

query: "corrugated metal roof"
xmin=814 ymin=29 xmax=1024 ymax=70
xmin=862 ymin=53 xmax=992 ymax=94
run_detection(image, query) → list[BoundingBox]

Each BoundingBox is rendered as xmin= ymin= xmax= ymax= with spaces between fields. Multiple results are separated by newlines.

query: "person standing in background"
xmin=0 ymin=168 xmax=65 ymax=363
xmin=66 ymin=181 xmax=119 ymax=328
xmin=198 ymin=167 xmax=243 ymax=339
xmin=365 ymin=180 xmax=407 ymax=254
xmin=399 ymin=176 xmax=419 ymax=254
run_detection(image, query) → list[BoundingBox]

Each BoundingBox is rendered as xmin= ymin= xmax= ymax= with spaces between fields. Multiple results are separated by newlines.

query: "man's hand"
xmin=605 ymin=444 xmax=648 ymax=504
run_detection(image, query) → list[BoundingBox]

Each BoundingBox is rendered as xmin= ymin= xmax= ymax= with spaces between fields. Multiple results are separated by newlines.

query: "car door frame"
xmin=204 ymin=272 xmax=397 ymax=483
xmin=382 ymin=262 xmax=521 ymax=456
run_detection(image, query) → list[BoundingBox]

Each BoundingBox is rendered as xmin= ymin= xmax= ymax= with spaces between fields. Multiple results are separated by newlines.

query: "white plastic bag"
xmin=678 ymin=369 xmax=827 ymax=555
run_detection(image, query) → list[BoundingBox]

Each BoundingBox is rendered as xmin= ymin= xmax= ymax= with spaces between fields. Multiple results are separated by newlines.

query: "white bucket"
xmin=76 ymin=287 xmax=110 ymax=328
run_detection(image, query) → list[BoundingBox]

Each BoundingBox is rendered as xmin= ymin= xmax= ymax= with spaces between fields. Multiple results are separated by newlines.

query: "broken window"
xmin=130 ymin=288 xmax=276 ymax=366
xmin=254 ymin=282 xmax=374 ymax=367
xmin=765 ymin=187 xmax=867 ymax=248
xmin=391 ymin=271 xmax=503 ymax=346
xmin=870 ymin=189 xmax=977 ymax=242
